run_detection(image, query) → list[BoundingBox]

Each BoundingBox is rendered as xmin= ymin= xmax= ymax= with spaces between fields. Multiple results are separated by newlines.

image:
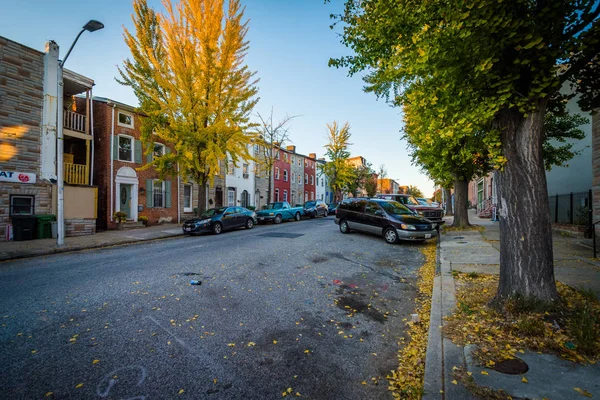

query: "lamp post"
xmin=56 ymin=20 xmax=103 ymax=246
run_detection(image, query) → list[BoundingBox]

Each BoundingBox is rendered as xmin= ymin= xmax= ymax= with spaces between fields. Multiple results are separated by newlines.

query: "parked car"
xmin=335 ymin=198 xmax=437 ymax=243
xmin=376 ymin=194 xmax=445 ymax=226
xmin=327 ymin=202 xmax=339 ymax=215
xmin=183 ymin=207 xmax=256 ymax=235
xmin=417 ymin=197 xmax=440 ymax=208
xmin=255 ymin=201 xmax=304 ymax=224
xmin=303 ymin=200 xmax=328 ymax=218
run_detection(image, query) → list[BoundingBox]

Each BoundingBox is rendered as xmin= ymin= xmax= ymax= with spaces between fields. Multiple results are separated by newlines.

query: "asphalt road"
xmin=0 ymin=215 xmax=425 ymax=400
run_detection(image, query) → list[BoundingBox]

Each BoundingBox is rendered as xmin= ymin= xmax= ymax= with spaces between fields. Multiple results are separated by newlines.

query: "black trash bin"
xmin=12 ymin=215 xmax=37 ymax=241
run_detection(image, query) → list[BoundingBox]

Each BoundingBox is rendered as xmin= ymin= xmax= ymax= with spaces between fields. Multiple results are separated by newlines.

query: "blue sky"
xmin=1 ymin=0 xmax=434 ymax=196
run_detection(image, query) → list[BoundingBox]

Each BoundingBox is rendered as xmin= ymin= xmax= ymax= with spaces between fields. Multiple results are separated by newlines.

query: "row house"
xmin=269 ymin=146 xmax=320 ymax=205
xmin=1 ymin=37 xmax=97 ymax=240
xmin=225 ymin=145 xmax=255 ymax=208
xmin=273 ymin=147 xmax=291 ymax=203
xmin=378 ymin=178 xmax=400 ymax=194
xmin=316 ymin=158 xmax=333 ymax=203
xmin=253 ymin=142 xmax=272 ymax=210
xmin=287 ymin=145 xmax=304 ymax=206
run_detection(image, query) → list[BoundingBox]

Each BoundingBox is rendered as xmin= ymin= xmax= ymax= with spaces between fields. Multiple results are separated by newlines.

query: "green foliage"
xmin=346 ymin=163 xmax=375 ymax=197
xmin=543 ymin=111 xmax=589 ymax=171
xmin=364 ymin=174 xmax=378 ymax=197
xmin=406 ymin=185 xmax=424 ymax=198
xmin=320 ymin=121 xmax=355 ymax=201
xmin=114 ymin=211 xmax=127 ymax=223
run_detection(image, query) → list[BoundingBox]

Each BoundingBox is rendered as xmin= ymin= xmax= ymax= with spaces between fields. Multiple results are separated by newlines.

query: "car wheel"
xmin=295 ymin=212 xmax=301 ymax=221
xmin=275 ymin=214 xmax=283 ymax=224
xmin=212 ymin=222 xmax=223 ymax=235
xmin=339 ymin=220 xmax=350 ymax=234
xmin=383 ymin=227 xmax=398 ymax=244
xmin=246 ymin=218 xmax=254 ymax=229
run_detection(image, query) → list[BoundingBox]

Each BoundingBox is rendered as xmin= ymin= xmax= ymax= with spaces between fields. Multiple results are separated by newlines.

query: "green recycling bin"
xmin=36 ymin=214 xmax=56 ymax=239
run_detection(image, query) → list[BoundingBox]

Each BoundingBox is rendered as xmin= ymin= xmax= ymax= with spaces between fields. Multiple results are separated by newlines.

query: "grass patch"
xmin=444 ymin=272 xmax=600 ymax=366
xmin=387 ymin=240 xmax=437 ymax=399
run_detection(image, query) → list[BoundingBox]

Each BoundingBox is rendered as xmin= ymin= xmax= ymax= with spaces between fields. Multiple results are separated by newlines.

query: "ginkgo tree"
xmin=320 ymin=121 xmax=355 ymax=202
xmin=331 ymin=0 xmax=599 ymax=305
xmin=118 ymin=0 xmax=259 ymax=214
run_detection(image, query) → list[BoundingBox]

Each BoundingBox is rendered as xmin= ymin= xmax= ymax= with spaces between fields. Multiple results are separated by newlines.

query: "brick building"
xmin=273 ymin=148 xmax=291 ymax=203
xmin=304 ymin=153 xmax=317 ymax=201
xmin=91 ymin=97 xmax=178 ymax=230
xmin=378 ymin=178 xmax=399 ymax=194
xmin=1 ymin=37 xmax=97 ymax=240
xmin=286 ymin=145 xmax=304 ymax=206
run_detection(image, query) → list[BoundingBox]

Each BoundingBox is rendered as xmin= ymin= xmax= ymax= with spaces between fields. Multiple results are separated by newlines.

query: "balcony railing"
xmin=64 ymin=162 xmax=89 ymax=185
xmin=64 ymin=110 xmax=86 ymax=133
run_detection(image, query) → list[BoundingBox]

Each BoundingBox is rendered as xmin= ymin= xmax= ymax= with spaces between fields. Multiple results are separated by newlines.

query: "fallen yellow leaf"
xmin=247 ymin=342 xmax=256 ymax=347
xmin=31 ymin=350 xmax=37 ymax=354
xmin=304 ymin=350 xmax=310 ymax=354
xmin=451 ymin=380 xmax=458 ymax=385
xmin=522 ymin=376 xmax=528 ymax=383
xmin=76 ymin=383 xmax=84 ymax=388
xmin=481 ymin=371 xmax=489 ymax=375
xmin=273 ymin=340 xmax=278 ymax=344
xmin=574 ymin=387 xmax=592 ymax=397
xmin=45 ymin=392 xmax=53 ymax=397
xmin=227 ymin=343 xmax=235 ymax=347
xmin=92 ymin=359 xmax=100 ymax=364
xmin=178 ymin=389 xmax=185 ymax=395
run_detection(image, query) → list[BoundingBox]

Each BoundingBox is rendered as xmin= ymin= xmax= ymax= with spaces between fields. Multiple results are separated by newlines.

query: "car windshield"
xmin=417 ymin=199 xmax=430 ymax=206
xmin=406 ymin=196 xmax=420 ymax=205
xmin=265 ymin=202 xmax=283 ymax=210
xmin=304 ymin=201 xmax=316 ymax=207
xmin=379 ymin=201 xmax=414 ymax=215
xmin=200 ymin=207 xmax=227 ymax=217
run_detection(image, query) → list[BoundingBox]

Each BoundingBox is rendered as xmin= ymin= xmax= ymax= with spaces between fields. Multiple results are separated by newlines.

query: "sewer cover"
xmin=492 ymin=358 xmax=529 ymax=375
xmin=457 ymin=241 xmax=468 ymax=244
xmin=454 ymin=236 xmax=465 ymax=240
xmin=258 ymin=232 xmax=304 ymax=239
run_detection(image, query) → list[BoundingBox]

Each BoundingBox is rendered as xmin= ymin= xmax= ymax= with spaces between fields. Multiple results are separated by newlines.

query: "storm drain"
xmin=258 ymin=232 xmax=304 ymax=239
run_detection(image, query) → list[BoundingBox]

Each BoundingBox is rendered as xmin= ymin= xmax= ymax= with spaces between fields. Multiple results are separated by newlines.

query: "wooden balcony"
xmin=64 ymin=162 xmax=89 ymax=185
xmin=64 ymin=110 xmax=86 ymax=133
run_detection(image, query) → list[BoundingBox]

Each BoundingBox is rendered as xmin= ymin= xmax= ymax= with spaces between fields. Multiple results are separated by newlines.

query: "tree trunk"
xmin=197 ymin=175 xmax=207 ymax=215
xmin=267 ymin=169 xmax=273 ymax=204
xmin=493 ymin=105 xmax=558 ymax=305
xmin=452 ymin=177 xmax=470 ymax=228
xmin=443 ymin=188 xmax=453 ymax=216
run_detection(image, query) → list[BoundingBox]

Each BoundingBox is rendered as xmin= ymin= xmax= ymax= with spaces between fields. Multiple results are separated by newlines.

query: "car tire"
xmin=275 ymin=214 xmax=283 ymax=224
xmin=339 ymin=220 xmax=350 ymax=234
xmin=383 ymin=227 xmax=398 ymax=244
xmin=212 ymin=222 xmax=223 ymax=235
xmin=295 ymin=212 xmax=301 ymax=221
xmin=246 ymin=218 xmax=254 ymax=229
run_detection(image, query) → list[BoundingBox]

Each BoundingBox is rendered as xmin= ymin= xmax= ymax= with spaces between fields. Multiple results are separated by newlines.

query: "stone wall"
xmin=65 ymin=218 xmax=96 ymax=237
xmin=0 ymin=37 xmax=53 ymax=241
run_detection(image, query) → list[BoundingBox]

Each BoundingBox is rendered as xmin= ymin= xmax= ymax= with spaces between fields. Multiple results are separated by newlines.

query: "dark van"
xmin=334 ymin=198 xmax=438 ymax=244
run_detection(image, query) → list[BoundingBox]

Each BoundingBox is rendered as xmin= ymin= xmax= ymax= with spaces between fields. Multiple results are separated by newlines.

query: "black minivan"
xmin=334 ymin=198 xmax=438 ymax=244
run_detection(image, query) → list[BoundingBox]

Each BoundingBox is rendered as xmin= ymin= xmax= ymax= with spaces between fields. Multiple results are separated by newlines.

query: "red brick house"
xmin=304 ymin=153 xmax=317 ymax=201
xmin=273 ymin=148 xmax=291 ymax=203
xmin=91 ymin=97 xmax=178 ymax=230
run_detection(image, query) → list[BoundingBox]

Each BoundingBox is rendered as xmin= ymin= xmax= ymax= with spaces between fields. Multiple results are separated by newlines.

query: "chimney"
xmin=308 ymin=153 xmax=316 ymax=159
xmin=286 ymin=145 xmax=296 ymax=153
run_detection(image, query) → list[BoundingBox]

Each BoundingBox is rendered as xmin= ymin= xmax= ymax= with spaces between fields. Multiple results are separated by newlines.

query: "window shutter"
xmin=166 ymin=147 xmax=171 ymax=154
xmin=135 ymin=140 xmax=142 ymax=163
xmin=147 ymin=150 xmax=153 ymax=164
xmin=113 ymin=137 xmax=119 ymax=160
xmin=146 ymin=179 xmax=153 ymax=207
xmin=165 ymin=180 xmax=172 ymax=208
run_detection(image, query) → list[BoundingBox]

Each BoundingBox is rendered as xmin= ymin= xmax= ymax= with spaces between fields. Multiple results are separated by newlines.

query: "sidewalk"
xmin=423 ymin=211 xmax=600 ymax=400
xmin=0 ymin=224 xmax=183 ymax=262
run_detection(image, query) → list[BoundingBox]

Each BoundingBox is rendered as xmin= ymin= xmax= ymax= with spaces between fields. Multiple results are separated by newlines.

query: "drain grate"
xmin=258 ymin=232 xmax=304 ymax=239
xmin=454 ymin=236 xmax=465 ymax=240
xmin=492 ymin=358 xmax=529 ymax=375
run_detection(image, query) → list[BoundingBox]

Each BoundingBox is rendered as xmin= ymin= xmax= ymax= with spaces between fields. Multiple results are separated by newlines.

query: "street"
xmin=1 ymin=216 xmax=425 ymax=399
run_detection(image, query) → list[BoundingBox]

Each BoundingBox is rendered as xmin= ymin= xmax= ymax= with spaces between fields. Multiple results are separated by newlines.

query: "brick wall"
xmin=65 ymin=218 xmax=96 ymax=237
xmin=0 ymin=37 xmax=53 ymax=241
xmin=304 ymin=156 xmax=316 ymax=201
xmin=592 ymin=110 xmax=600 ymax=237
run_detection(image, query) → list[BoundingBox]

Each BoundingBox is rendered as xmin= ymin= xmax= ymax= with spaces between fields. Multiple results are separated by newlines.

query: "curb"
xmin=0 ymin=233 xmax=184 ymax=263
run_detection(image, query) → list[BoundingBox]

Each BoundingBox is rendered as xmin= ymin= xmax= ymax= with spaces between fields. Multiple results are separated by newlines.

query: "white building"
xmin=316 ymin=159 xmax=333 ymax=203
xmin=225 ymin=146 xmax=255 ymax=208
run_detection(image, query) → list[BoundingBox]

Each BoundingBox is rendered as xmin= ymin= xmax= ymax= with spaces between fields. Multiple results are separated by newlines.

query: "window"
xmin=305 ymin=159 xmax=308 ymax=167
xmin=283 ymin=190 xmax=288 ymax=202
xmin=228 ymin=160 xmax=235 ymax=175
xmin=254 ymin=144 xmax=260 ymax=154
xmin=310 ymin=175 xmax=314 ymax=185
xmin=312 ymin=161 xmax=315 ymax=169
xmin=291 ymin=190 xmax=295 ymax=205
xmin=284 ymin=153 xmax=288 ymax=162
xmin=118 ymin=135 xmax=133 ymax=162
xmin=184 ymin=184 xmax=193 ymax=212
xmin=298 ymin=175 xmax=302 ymax=184
xmin=291 ymin=172 xmax=295 ymax=182
xmin=275 ymin=188 xmax=280 ymax=201
xmin=254 ymin=164 xmax=261 ymax=177
xmin=153 ymin=142 xmax=165 ymax=158
xmin=321 ymin=178 xmax=324 ymax=186
xmin=304 ymin=174 xmax=308 ymax=184
xmin=228 ymin=189 xmax=235 ymax=206
xmin=241 ymin=190 xmax=250 ymax=208
xmin=10 ymin=195 xmax=34 ymax=216
xmin=297 ymin=158 xmax=301 ymax=166
xmin=243 ymin=163 xmax=249 ymax=179
xmin=275 ymin=167 xmax=280 ymax=180
xmin=304 ymin=191 xmax=308 ymax=201
xmin=275 ymin=151 xmax=280 ymax=160
xmin=365 ymin=201 xmax=382 ymax=215
xmin=153 ymin=180 xmax=165 ymax=208
xmin=118 ymin=111 xmax=134 ymax=128
xmin=310 ymin=192 xmax=314 ymax=200
xmin=283 ymin=170 xmax=288 ymax=182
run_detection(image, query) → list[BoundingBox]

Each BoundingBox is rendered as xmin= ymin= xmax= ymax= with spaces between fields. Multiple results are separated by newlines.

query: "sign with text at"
xmin=0 ymin=171 xmax=36 ymax=184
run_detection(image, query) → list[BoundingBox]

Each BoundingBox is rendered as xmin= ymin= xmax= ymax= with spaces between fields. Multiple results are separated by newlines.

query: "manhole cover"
xmin=492 ymin=358 xmax=529 ymax=375
xmin=258 ymin=232 xmax=304 ymax=239
xmin=457 ymin=241 xmax=468 ymax=244
xmin=454 ymin=236 xmax=465 ymax=240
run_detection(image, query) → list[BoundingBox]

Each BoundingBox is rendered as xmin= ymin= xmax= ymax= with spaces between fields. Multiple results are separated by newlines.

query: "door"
xmin=221 ymin=207 xmax=237 ymax=229
xmin=364 ymin=201 xmax=386 ymax=234
xmin=120 ymin=184 xmax=132 ymax=219
xmin=234 ymin=207 xmax=246 ymax=227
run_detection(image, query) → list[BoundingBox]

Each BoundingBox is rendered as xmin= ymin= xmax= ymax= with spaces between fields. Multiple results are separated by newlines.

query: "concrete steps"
xmin=122 ymin=221 xmax=145 ymax=230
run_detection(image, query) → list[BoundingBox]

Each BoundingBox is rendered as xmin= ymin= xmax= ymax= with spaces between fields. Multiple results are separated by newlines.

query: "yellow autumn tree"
xmin=118 ymin=0 xmax=259 ymax=213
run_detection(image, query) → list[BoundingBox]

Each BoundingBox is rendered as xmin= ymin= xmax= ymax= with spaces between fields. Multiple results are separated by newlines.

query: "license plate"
xmin=184 ymin=227 xmax=191 ymax=232
xmin=425 ymin=234 xmax=431 ymax=239
xmin=259 ymin=217 xmax=264 ymax=221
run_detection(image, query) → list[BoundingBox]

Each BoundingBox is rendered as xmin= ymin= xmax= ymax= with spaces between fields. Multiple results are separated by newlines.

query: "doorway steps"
xmin=123 ymin=221 xmax=145 ymax=230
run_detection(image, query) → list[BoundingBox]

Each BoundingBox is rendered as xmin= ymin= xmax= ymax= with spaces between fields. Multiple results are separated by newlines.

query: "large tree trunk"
xmin=452 ymin=177 xmax=470 ymax=228
xmin=443 ymin=188 xmax=453 ymax=216
xmin=197 ymin=175 xmax=207 ymax=215
xmin=493 ymin=105 xmax=558 ymax=304
xmin=267 ymin=169 xmax=273 ymax=204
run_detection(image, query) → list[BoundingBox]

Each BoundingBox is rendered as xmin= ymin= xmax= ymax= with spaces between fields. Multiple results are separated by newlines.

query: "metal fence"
xmin=548 ymin=190 xmax=591 ymax=226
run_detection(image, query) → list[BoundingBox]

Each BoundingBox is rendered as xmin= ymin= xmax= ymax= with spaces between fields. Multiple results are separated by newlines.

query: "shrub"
xmin=114 ymin=211 xmax=127 ymax=223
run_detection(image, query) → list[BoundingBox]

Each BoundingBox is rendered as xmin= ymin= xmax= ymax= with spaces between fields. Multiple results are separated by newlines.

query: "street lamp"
xmin=56 ymin=20 xmax=103 ymax=246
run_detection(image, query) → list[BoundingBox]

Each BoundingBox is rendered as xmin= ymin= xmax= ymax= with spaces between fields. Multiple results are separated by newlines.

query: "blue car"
xmin=182 ymin=207 xmax=257 ymax=235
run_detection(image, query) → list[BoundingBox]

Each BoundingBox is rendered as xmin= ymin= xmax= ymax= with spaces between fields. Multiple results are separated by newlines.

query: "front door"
xmin=120 ymin=184 xmax=132 ymax=219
